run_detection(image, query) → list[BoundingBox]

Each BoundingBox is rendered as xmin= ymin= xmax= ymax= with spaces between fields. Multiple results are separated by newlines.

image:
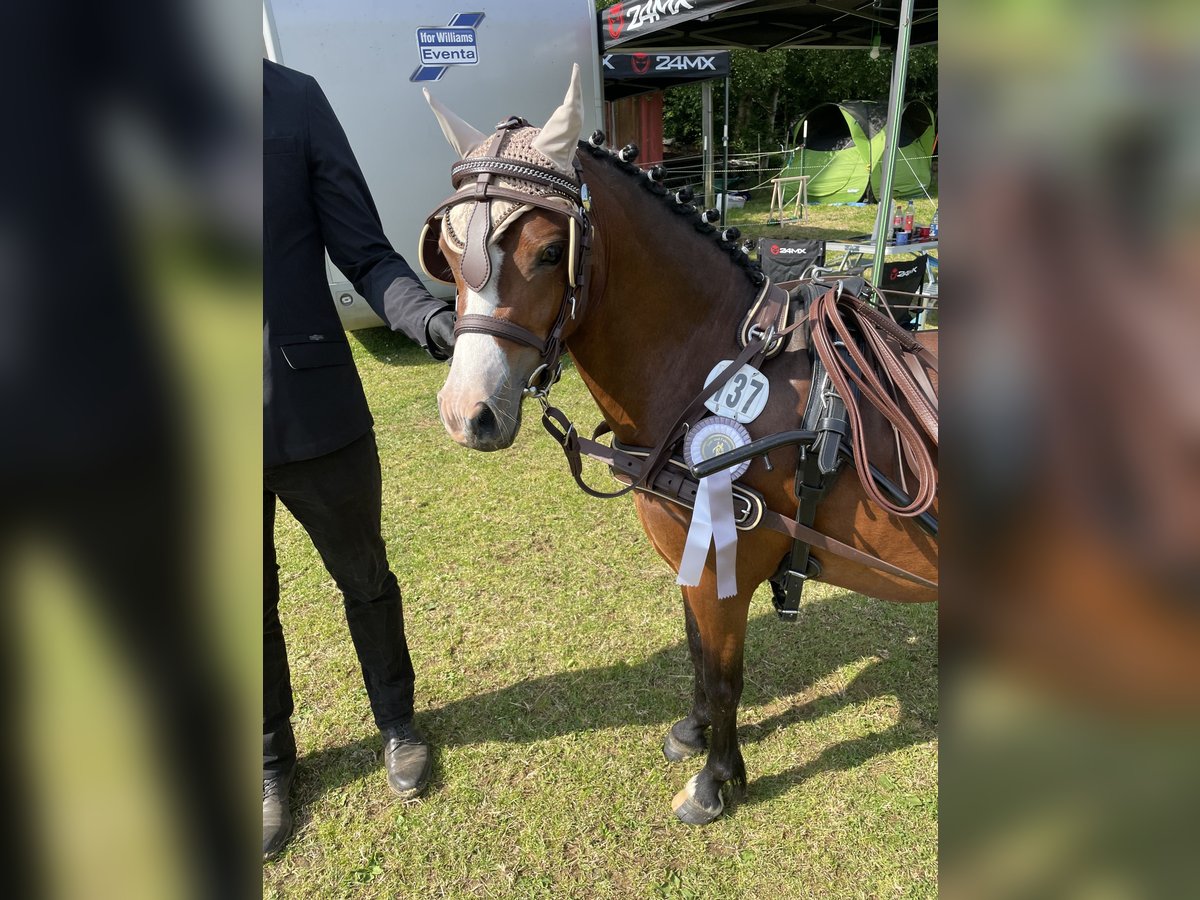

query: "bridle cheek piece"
xmin=419 ymin=121 xmax=593 ymax=401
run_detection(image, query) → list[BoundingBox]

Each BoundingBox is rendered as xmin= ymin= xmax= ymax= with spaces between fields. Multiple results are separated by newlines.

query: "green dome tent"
xmin=781 ymin=101 xmax=886 ymax=204
xmin=780 ymin=100 xmax=937 ymax=204
xmin=870 ymin=99 xmax=936 ymax=200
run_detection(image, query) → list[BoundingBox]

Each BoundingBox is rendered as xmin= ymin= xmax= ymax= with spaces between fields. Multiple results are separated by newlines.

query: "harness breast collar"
xmin=420 ymin=117 xmax=593 ymax=397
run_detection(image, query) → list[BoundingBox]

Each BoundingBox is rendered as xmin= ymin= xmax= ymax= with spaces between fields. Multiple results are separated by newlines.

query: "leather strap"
xmin=450 ymin=157 xmax=582 ymax=202
xmin=540 ymin=321 xmax=782 ymax=499
xmin=455 ymin=314 xmax=547 ymax=354
xmin=776 ymin=349 xmax=851 ymax=617
xmin=737 ymin=280 xmax=791 ymax=358
xmin=435 ymin=185 xmax=580 ymax=221
xmin=634 ymin=299 xmax=802 ymax=490
xmin=541 ymin=407 xmax=638 ymax=499
xmin=542 ymin=408 xmax=938 ymax=590
xmin=759 ymin=509 xmax=938 ymax=589
xmin=807 ymin=287 xmax=939 ymax=518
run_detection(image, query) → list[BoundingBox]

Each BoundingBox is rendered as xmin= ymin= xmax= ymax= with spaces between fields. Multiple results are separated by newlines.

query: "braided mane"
xmin=577 ymin=141 xmax=765 ymax=290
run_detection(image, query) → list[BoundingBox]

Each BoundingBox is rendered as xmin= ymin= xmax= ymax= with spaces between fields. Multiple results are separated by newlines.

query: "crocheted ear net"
xmin=441 ymin=125 xmax=576 ymax=252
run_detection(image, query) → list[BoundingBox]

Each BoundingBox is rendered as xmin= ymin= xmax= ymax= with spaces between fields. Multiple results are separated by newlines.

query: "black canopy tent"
xmin=597 ymin=0 xmax=938 ymax=282
xmin=602 ymin=50 xmax=733 ymax=187
xmin=602 ymin=50 xmax=731 ymax=101
xmin=601 ymin=0 xmax=937 ymax=53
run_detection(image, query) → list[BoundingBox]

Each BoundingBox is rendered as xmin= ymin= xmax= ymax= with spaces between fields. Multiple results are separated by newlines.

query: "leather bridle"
xmin=419 ymin=118 xmax=593 ymax=398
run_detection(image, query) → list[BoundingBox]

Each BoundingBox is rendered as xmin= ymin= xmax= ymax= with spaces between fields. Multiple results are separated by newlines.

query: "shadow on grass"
xmin=349 ymin=326 xmax=437 ymax=367
xmin=733 ymin=648 xmax=938 ymax=813
xmin=293 ymin=593 xmax=936 ymax=812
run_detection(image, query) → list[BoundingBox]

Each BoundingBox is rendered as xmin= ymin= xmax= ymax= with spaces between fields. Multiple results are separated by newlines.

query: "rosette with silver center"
xmin=677 ymin=416 xmax=751 ymax=598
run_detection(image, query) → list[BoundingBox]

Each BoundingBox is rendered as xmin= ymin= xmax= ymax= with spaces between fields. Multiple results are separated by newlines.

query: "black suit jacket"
xmin=264 ymin=59 xmax=449 ymax=467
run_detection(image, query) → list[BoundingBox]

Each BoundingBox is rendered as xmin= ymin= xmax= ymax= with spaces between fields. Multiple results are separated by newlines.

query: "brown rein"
xmin=807 ymin=286 xmax=939 ymax=518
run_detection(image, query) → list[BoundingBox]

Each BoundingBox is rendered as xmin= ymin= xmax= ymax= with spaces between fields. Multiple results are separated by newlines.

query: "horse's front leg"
xmin=671 ymin=584 xmax=751 ymax=826
xmin=663 ymin=596 xmax=711 ymax=762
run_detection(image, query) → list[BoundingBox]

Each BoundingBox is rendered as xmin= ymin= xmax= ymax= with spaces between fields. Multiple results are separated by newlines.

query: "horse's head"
xmin=422 ymin=65 xmax=587 ymax=451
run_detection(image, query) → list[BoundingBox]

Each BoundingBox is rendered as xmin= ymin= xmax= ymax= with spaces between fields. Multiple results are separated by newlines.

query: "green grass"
xmin=265 ymin=287 xmax=938 ymax=897
xmin=726 ymin=187 xmax=938 ymax=254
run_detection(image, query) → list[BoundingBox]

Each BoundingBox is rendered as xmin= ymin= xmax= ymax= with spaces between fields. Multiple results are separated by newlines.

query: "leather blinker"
xmin=417 ymin=218 xmax=454 ymax=284
xmin=461 ymin=186 xmax=494 ymax=290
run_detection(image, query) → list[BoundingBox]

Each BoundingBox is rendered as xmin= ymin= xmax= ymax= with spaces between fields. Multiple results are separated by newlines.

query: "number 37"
xmin=725 ymin=373 xmax=764 ymax=414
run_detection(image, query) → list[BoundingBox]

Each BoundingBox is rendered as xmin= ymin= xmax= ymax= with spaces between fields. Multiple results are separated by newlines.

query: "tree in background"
xmin=665 ymin=46 xmax=937 ymax=154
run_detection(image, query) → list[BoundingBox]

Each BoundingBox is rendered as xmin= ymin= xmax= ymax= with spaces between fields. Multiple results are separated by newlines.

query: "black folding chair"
xmin=757 ymin=238 xmax=826 ymax=283
xmin=876 ymin=253 xmax=929 ymax=330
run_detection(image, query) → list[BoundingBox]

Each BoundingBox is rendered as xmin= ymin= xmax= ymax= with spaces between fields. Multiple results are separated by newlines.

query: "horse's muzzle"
xmin=438 ymin=395 xmax=518 ymax=452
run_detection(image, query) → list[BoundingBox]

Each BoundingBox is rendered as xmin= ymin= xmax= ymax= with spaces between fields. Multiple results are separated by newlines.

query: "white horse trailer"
xmin=263 ymin=1 xmax=604 ymax=329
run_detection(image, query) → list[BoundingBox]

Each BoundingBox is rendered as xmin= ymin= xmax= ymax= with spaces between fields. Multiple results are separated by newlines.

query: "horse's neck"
xmin=565 ymin=158 xmax=755 ymax=446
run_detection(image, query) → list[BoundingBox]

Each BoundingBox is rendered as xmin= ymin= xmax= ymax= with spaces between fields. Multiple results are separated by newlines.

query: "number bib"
xmin=703 ymin=361 xmax=770 ymax=424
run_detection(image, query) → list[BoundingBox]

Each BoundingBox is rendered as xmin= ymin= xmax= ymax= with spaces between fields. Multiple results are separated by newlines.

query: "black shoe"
xmin=381 ymin=722 xmax=432 ymax=799
xmin=262 ymin=769 xmax=294 ymax=861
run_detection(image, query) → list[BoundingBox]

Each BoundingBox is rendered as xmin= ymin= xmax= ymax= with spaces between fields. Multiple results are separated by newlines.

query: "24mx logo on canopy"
xmin=653 ymin=54 xmax=718 ymax=71
xmin=601 ymin=53 xmax=725 ymax=75
xmin=607 ymin=1 xmax=698 ymax=39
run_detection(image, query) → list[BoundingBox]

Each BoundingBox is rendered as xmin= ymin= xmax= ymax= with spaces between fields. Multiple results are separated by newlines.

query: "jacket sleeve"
xmin=304 ymin=75 xmax=451 ymax=352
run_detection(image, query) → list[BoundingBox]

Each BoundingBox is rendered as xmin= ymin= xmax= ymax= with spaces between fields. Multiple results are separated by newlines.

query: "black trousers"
xmin=264 ymin=431 xmax=415 ymax=774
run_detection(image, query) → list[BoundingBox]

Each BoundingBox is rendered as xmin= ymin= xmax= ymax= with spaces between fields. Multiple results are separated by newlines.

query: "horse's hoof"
xmin=663 ymin=728 xmax=705 ymax=763
xmin=671 ymin=775 xmax=724 ymax=826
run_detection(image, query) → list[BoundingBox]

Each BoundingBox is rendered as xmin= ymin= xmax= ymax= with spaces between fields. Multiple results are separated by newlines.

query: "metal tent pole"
xmin=870 ymin=0 xmax=914 ymax=286
xmin=800 ymin=118 xmax=807 ymax=211
xmin=721 ymin=75 xmax=730 ymax=227
xmin=702 ymin=80 xmax=714 ymax=210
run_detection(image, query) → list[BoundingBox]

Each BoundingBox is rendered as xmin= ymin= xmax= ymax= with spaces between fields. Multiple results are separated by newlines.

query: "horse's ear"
xmin=532 ymin=63 xmax=584 ymax=176
xmin=423 ymin=87 xmax=487 ymax=159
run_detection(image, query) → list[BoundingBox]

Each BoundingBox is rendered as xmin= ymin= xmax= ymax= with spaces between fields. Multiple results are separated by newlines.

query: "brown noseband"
xmin=421 ymin=118 xmax=593 ymax=397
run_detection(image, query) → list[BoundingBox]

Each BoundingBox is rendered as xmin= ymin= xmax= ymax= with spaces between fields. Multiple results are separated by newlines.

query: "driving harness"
xmin=423 ymin=121 xmax=939 ymax=611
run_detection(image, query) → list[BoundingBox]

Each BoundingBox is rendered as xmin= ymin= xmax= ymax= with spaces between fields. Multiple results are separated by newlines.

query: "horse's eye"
xmin=539 ymin=243 xmax=565 ymax=266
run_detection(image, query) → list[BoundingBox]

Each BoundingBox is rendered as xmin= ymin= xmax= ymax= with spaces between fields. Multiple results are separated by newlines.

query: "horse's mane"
xmin=578 ymin=141 xmax=765 ymax=290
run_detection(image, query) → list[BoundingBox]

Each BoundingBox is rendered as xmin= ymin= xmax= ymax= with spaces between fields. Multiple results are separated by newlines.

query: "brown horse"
xmin=423 ymin=66 xmax=937 ymax=825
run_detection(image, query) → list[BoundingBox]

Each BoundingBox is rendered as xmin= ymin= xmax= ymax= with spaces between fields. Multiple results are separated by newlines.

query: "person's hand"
xmin=427 ymin=309 xmax=456 ymax=359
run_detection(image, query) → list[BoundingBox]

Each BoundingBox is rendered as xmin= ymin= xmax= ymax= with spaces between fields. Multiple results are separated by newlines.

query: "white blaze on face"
xmin=437 ymin=244 xmax=522 ymax=442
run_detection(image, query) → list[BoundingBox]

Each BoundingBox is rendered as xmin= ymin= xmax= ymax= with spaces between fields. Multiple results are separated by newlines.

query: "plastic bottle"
xmin=904 ymin=199 xmax=915 ymax=233
xmin=930 ymin=209 xmax=939 ymax=238
xmin=893 ymin=202 xmax=903 ymax=233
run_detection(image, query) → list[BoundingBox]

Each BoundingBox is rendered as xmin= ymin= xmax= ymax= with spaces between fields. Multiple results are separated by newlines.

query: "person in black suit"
xmin=263 ymin=59 xmax=455 ymax=860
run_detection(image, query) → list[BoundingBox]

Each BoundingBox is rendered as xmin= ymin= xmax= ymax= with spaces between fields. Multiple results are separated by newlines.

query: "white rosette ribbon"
xmin=676 ymin=417 xmax=751 ymax=599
